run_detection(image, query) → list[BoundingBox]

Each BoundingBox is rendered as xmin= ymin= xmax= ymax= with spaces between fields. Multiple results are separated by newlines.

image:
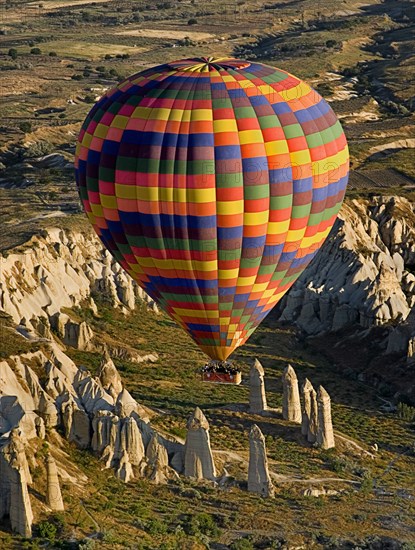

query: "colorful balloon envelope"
xmin=75 ymin=57 xmax=349 ymax=360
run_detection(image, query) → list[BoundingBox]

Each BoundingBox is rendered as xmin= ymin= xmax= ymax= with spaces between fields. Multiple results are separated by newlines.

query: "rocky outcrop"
xmin=184 ymin=408 xmax=216 ymax=481
xmin=61 ymin=394 xmax=91 ymax=449
xmin=277 ymin=197 xmax=414 ymax=336
xmin=145 ymin=433 xmax=174 ymax=484
xmin=249 ymin=359 xmax=268 ymax=414
xmin=282 ymin=365 xmax=302 ymax=424
xmin=0 ymin=226 xmax=160 ymax=338
xmin=307 ymin=388 xmax=318 ymax=444
xmin=62 ymin=320 xmax=94 ymax=350
xmin=46 ymin=455 xmax=64 ymax=511
xmin=0 ymin=429 xmax=33 ymax=538
xmin=316 ymin=386 xmax=335 ymax=450
xmin=98 ymin=352 xmax=123 ymax=399
xmin=247 ymin=424 xmax=274 ymax=498
xmin=301 ymin=378 xmax=314 ymax=437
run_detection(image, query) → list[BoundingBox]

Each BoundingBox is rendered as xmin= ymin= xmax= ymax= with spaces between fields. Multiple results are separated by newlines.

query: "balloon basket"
xmin=200 ymin=361 xmax=242 ymax=385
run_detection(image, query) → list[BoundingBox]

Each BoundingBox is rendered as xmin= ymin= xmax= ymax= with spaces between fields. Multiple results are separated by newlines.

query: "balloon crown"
xmin=167 ymin=57 xmax=251 ymax=72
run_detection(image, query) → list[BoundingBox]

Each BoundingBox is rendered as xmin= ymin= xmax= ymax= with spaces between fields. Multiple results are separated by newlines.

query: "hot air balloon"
xmin=75 ymin=57 xmax=349 ymax=368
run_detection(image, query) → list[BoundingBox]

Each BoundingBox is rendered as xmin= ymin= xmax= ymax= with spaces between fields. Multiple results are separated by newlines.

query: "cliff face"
xmin=276 ymin=196 xmax=415 ymax=363
xmin=0 ymin=226 xmax=158 ymax=328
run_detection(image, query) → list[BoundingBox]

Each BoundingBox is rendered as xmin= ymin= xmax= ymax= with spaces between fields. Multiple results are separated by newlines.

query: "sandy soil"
xmin=115 ymin=28 xmax=215 ymax=41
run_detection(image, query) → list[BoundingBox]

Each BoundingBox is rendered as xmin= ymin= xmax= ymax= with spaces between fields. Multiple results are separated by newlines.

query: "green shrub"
xmin=19 ymin=121 xmax=32 ymax=133
xmin=187 ymin=18 xmax=197 ymax=25
xmin=147 ymin=518 xmax=168 ymax=535
xmin=23 ymin=141 xmax=53 ymax=158
xmin=397 ymin=402 xmax=415 ymax=421
xmin=30 ymin=47 xmax=41 ymax=55
xmin=71 ymin=74 xmax=83 ymax=80
xmin=49 ymin=51 xmax=57 ymax=56
xmin=325 ymin=39 xmax=338 ymax=48
xmin=8 ymin=48 xmax=18 ymax=59
xmin=37 ymin=520 xmax=57 ymax=542
xmin=183 ymin=512 xmax=220 ymax=538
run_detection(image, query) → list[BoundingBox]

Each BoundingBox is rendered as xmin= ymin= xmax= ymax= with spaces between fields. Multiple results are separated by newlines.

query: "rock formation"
xmin=61 ymin=394 xmax=91 ymax=449
xmin=46 ymin=455 xmax=64 ymax=511
xmin=277 ymin=197 xmax=414 ymax=334
xmin=115 ymin=450 xmax=134 ymax=483
xmin=307 ymin=388 xmax=318 ymax=444
xmin=316 ymin=386 xmax=335 ymax=449
xmin=98 ymin=352 xmax=123 ymax=399
xmin=63 ymin=320 xmax=94 ymax=350
xmin=301 ymin=378 xmax=314 ymax=436
xmin=0 ymin=226 xmax=159 ymax=335
xmin=249 ymin=359 xmax=267 ymax=414
xmin=282 ymin=365 xmax=302 ymax=424
xmin=247 ymin=424 xmax=274 ymax=498
xmin=184 ymin=407 xmax=216 ymax=481
xmin=0 ymin=430 xmax=33 ymax=537
xmin=119 ymin=417 xmax=145 ymax=467
xmin=145 ymin=433 xmax=172 ymax=484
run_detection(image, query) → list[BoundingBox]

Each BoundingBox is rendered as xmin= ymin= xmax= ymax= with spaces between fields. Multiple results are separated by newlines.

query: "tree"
xmin=30 ymin=47 xmax=41 ymax=54
xmin=19 ymin=121 xmax=32 ymax=133
xmin=187 ymin=18 xmax=197 ymax=25
xmin=8 ymin=48 xmax=17 ymax=59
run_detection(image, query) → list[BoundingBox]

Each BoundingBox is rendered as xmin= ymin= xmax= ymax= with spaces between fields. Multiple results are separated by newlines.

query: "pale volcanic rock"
xmin=0 ymin=396 xmax=27 ymax=437
xmin=277 ymin=198 xmax=413 ymax=334
xmin=249 ymin=358 xmax=267 ymax=414
xmin=119 ymin=417 xmax=145 ymax=467
xmin=0 ymin=430 xmax=33 ymax=538
xmin=35 ymin=416 xmax=45 ymax=439
xmin=63 ymin=320 xmax=94 ymax=350
xmin=91 ymin=410 xmax=116 ymax=454
xmin=282 ymin=365 xmax=302 ymax=424
xmin=145 ymin=433 xmax=173 ymax=484
xmin=316 ymin=386 xmax=335 ymax=450
xmin=46 ymin=455 xmax=64 ymax=511
xmin=98 ymin=352 xmax=123 ymax=399
xmin=115 ymin=450 xmax=134 ymax=483
xmin=38 ymin=393 xmax=58 ymax=428
xmin=301 ymin=378 xmax=314 ymax=437
xmin=184 ymin=407 xmax=216 ymax=481
xmin=0 ymin=362 xmax=37 ymax=439
xmin=115 ymin=388 xmax=151 ymax=422
xmin=247 ymin=424 xmax=274 ymax=498
xmin=75 ymin=375 xmax=114 ymax=415
xmin=0 ymin=226 xmax=159 ymax=333
xmin=307 ymin=388 xmax=318 ymax=444
xmin=61 ymin=394 xmax=91 ymax=449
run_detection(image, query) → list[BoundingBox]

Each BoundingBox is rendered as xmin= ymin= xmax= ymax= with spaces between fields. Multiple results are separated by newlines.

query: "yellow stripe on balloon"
xmin=218 ymin=268 xmax=239 ymax=279
xmin=280 ymin=82 xmax=311 ymax=102
xmin=100 ymin=194 xmax=118 ymax=209
xmin=173 ymin=308 xmax=219 ymax=319
xmin=244 ymin=211 xmax=268 ymax=225
xmin=213 ymin=119 xmax=238 ymax=133
xmin=217 ymin=200 xmax=244 ymax=215
xmin=239 ymin=129 xmax=264 ymax=144
xmin=312 ymin=148 xmax=349 ymax=177
xmin=265 ymin=140 xmax=289 ymax=156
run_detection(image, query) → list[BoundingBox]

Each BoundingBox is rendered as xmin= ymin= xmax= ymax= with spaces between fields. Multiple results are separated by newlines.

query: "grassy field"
xmin=1 ymin=297 xmax=413 ymax=548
